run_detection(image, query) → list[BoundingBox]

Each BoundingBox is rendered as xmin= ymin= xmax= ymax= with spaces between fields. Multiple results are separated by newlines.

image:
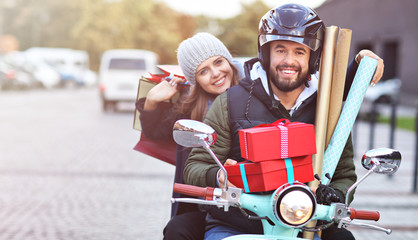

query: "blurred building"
xmin=316 ymin=0 xmax=418 ymax=105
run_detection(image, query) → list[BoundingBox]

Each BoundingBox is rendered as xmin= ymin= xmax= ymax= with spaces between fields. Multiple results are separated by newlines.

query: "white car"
xmin=364 ymin=78 xmax=401 ymax=103
xmin=25 ymin=47 xmax=95 ymax=87
xmin=99 ymin=49 xmax=158 ymax=111
xmin=20 ymin=52 xmax=62 ymax=89
xmin=358 ymin=78 xmax=402 ymax=119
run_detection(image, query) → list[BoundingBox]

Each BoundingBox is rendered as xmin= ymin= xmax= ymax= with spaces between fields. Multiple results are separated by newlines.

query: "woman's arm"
xmin=343 ymin=50 xmax=385 ymax=100
xmin=144 ymin=77 xmax=185 ymax=110
xmin=136 ymin=97 xmax=178 ymax=141
xmin=136 ymin=77 xmax=187 ymax=140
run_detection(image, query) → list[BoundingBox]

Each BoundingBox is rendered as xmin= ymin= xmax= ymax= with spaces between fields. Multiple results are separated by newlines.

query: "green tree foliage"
xmin=1 ymin=0 xmax=80 ymax=49
xmin=219 ymin=0 xmax=270 ymax=58
xmin=2 ymin=0 xmax=270 ymax=70
xmin=71 ymin=0 xmax=196 ymax=68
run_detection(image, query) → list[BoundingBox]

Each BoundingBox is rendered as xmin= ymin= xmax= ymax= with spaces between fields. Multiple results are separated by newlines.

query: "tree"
xmin=71 ymin=0 xmax=197 ymax=69
xmin=219 ymin=0 xmax=270 ymax=58
xmin=2 ymin=0 xmax=269 ymax=70
xmin=2 ymin=0 xmax=79 ymax=49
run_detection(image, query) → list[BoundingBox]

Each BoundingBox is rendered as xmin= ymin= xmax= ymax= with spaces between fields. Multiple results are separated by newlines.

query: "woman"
xmin=136 ymin=32 xmax=242 ymax=240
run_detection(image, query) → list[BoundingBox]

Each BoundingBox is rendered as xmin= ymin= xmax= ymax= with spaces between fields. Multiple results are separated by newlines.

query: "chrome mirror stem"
xmin=202 ymin=140 xmax=228 ymax=191
xmin=345 ymin=164 xmax=377 ymax=206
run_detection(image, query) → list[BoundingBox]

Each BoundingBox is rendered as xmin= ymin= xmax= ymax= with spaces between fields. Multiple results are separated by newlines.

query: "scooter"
xmin=171 ymin=119 xmax=402 ymax=240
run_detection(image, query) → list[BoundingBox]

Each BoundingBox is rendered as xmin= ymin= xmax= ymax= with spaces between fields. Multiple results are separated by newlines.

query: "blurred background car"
xmin=98 ymin=49 xmax=158 ymax=111
xmin=0 ymin=61 xmax=17 ymax=90
xmin=359 ymin=78 xmax=402 ymax=119
xmin=0 ymin=51 xmax=42 ymax=90
xmin=10 ymin=50 xmax=61 ymax=89
xmin=364 ymin=78 xmax=402 ymax=104
xmin=24 ymin=47 xmax=97 ymax=88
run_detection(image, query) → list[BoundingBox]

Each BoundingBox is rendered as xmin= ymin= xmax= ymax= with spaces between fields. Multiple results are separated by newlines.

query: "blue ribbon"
xmin=240 ymin=159 xmax=294 ymax=192
xmin=239 ymin=164 xmax=250 ymax=192
xmin=164 ymin=73 xmax=174 ymax=80
xmin=164 ymin=72 xmax=190 ymax=86
xmin=284 ymin=158 xmax=295 ymax=184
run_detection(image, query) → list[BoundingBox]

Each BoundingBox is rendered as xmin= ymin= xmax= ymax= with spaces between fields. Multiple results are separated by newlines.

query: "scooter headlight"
xmin=273 ymin=183 xmax=316 ymax=227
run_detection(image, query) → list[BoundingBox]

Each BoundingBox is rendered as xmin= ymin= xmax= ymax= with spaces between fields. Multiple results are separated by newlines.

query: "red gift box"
xmin=239 ymin=119 xmax=316 ymax=162
xmin=225 ymin=155 xmax=314 ymax=192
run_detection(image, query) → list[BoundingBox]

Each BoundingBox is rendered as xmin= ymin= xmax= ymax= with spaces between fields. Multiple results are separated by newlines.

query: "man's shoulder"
xmin=228 ymin=81 xmax=250 ymax=96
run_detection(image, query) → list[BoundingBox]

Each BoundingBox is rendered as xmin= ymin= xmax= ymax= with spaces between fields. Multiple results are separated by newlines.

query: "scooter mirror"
xmin=361 ymin=148 xmax=401 ymax=174
xmin=173 ymin=119 xmax=217 ymax=148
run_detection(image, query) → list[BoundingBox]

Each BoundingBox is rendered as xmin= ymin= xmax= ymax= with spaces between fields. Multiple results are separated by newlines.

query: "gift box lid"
xmin=241 ymin=121 xmax=312 ymax=133
xmin=239 ymin=120 xmax=316 ymax=161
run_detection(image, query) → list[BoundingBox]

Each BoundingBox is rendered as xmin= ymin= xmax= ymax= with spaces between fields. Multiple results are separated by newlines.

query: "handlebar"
xmin=173 ymin=183 xmax=215 ymax=200
xmin=349 ymin=208 xmax=380 ymax=221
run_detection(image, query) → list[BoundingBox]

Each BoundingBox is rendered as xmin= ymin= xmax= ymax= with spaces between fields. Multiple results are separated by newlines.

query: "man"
xmin=184 ymin=4 xmax=383 ymax=240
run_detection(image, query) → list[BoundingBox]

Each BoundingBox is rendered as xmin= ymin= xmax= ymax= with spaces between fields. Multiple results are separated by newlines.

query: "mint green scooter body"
xmin=223 ymin=189 xmax=335 ymax=240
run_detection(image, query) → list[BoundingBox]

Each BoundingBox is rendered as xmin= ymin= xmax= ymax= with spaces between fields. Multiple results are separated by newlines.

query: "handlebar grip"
xmin=173 ymin=183 xmax=215 ymax=200
xmin=349 ymin=208 xmax=380 ymax=221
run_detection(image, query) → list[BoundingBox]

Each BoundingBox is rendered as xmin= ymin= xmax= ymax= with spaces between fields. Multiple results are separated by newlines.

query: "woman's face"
xmin=195 ymin=56 xmax=233 ymax=95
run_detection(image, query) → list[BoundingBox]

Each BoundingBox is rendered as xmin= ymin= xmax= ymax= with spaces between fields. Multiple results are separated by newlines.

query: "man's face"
xmin=268 ymin=40 xmax=310 ymax=92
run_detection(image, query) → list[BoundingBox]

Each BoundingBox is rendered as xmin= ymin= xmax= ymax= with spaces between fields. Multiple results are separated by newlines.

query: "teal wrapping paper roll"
xmin=321 ymin=56 xmax=378 ymax=184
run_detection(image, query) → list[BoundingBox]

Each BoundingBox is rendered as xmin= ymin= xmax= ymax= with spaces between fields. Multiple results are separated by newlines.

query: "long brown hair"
xmin=177 ymin=62 xmax=240 ymax=121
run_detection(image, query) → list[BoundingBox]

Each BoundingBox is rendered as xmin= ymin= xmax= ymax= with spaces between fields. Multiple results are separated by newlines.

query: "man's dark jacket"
xmin=184 ymin=58 xmax=358 ymax=233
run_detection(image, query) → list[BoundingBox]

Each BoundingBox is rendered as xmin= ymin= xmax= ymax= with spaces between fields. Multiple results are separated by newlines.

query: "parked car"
xmin=358 ymin=78 xmax=402 ymax=119
xmin=25 ymin=47 xmax=96 ymax=87
xmin=0 ymin=61 xmax=17 ymax=90
xmin=98 ymin=49 xmax=158 ymax=111
xmin=11 ymin=51 xmax=61 ymax=89
xmin=364 ymin=78 xmax=401 ymax=103
xmin=0 ymin=52 xmax=42 ymax=90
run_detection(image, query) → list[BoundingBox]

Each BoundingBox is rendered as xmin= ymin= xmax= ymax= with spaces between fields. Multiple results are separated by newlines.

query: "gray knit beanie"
xmin=177 ymin=32 xmax=233 ymax=85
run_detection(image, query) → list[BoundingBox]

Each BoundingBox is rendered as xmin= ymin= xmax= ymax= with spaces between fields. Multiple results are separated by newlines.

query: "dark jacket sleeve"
xmin=329 ymin=134 xmax=357 ymax=204
xmin=136 ymin=97 xmax=179 ymax=141
xmin=343 ymin=58 xmax=359 ymax=100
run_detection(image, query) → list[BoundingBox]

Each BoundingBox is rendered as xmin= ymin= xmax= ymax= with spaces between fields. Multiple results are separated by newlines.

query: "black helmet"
xmin=258 ymin=3 xmax=325 ymax=74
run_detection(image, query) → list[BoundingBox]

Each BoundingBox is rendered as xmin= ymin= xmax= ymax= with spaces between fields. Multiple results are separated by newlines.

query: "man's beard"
xmin=269 ymin=64 xmax=310 ymax=92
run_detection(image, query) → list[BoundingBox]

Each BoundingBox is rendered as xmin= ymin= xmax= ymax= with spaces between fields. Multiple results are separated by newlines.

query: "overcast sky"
xmin=157 ymin=0 xmax=326 ymax=19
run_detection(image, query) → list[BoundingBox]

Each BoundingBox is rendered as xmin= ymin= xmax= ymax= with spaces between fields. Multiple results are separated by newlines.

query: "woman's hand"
xmin=218 ymin=159 xmax=237 ymax=188
xmin=144 ymin=77 xmax=186 ymax=111
xmin=355 ymin=49 xmax=385 ymax=86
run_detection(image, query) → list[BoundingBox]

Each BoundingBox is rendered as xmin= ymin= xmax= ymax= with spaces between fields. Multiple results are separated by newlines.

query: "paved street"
xmin=350 ymin=120 xmax=418 ymax=240
xmin=0 ymin=88 xmax=417 ymax=240
xmin=0 ymin=88 xmax=174 ymax=240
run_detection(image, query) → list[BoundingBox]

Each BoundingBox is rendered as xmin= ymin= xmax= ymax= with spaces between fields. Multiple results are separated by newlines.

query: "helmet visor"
xmin=259 ymin=34 xmax=322 ymax=52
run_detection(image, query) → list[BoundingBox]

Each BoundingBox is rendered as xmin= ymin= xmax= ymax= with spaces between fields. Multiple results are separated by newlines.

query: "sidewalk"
xmin=349 ymin=118 xmax=418 ymax=240
xmin=360 ymin=100 xmax=417 ymax=118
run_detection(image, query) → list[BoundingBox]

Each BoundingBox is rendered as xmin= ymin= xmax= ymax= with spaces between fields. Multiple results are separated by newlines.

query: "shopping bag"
xmin=133 ymin=65 xmax=187 ymax=131
xmin=133 ymin=77 xmax=159 ymax=131
xmin=133 ymin=133 xmax=177 ymax=165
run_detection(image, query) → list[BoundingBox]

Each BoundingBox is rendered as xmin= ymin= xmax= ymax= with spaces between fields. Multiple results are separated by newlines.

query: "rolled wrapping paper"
xmin=311 ymin=26 xmax=338 ymax=183
xmin=321 ymin=56 xmax=378 ymax=184
xmin=305 ymin=26 xmax=338 ymax=240
xmin=326 ymin=29 xmax=352 ymax=147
